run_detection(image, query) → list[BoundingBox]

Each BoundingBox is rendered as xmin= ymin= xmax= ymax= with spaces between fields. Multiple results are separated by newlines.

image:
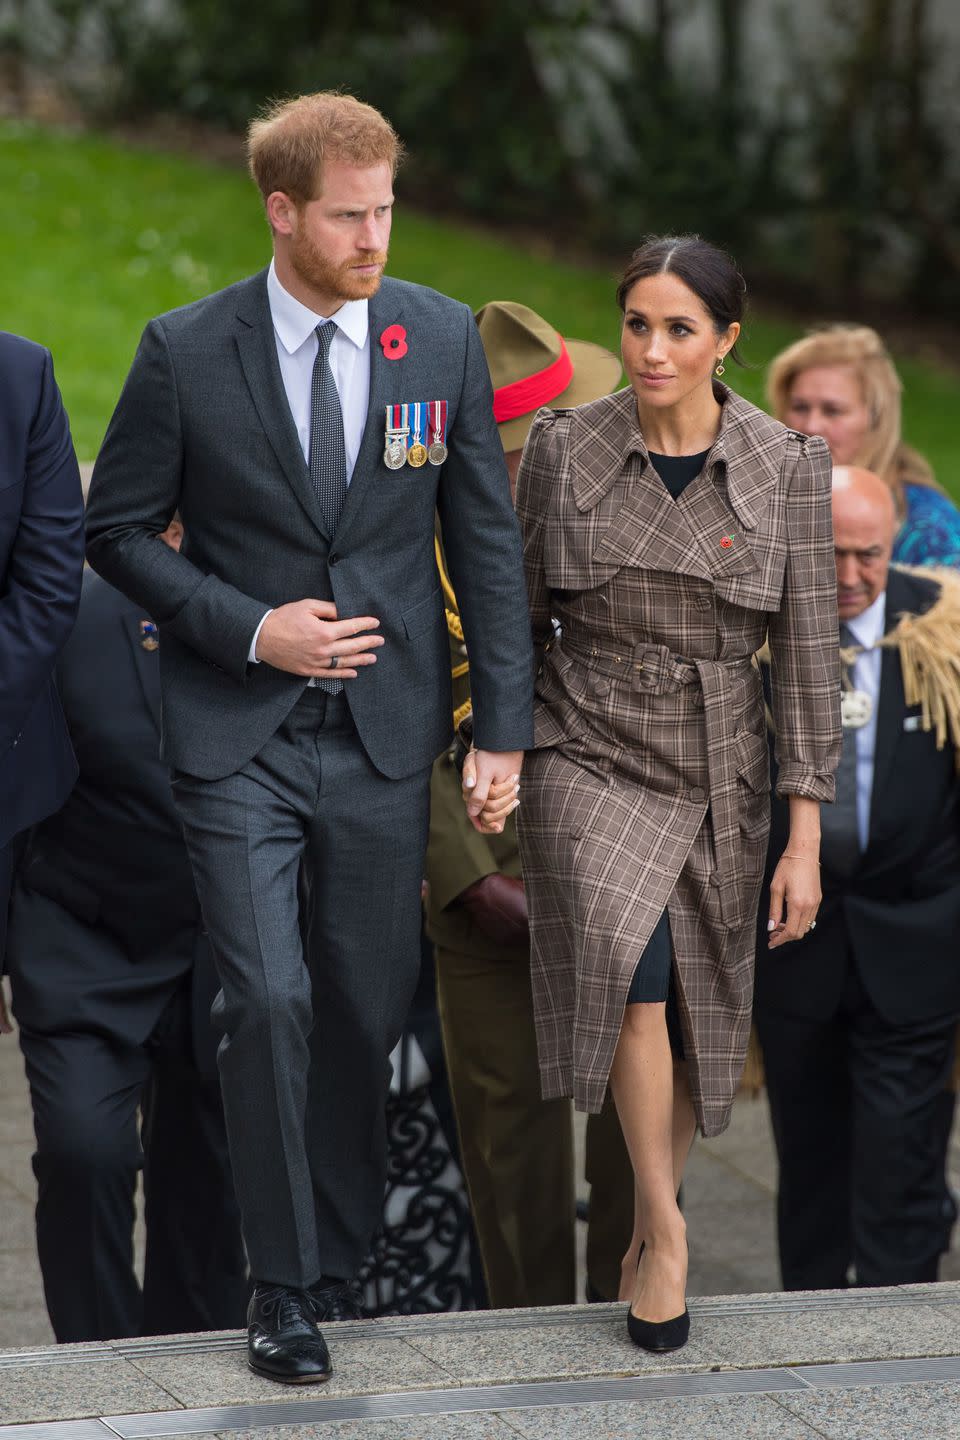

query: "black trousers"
xmin=757 ymin=961 xmax=957 ymax=1291
xmin=16 ymin=968 xmax=247 ymax=1343
xmin=173 ymin=690 xmax=431 ymax=1289
xmin=0 ymin=833 xmax=25 ymax=964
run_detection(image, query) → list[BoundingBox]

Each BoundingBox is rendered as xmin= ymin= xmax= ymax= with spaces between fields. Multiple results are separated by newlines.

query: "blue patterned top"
xmin=892 ymin=484 xmax=960 ymax=569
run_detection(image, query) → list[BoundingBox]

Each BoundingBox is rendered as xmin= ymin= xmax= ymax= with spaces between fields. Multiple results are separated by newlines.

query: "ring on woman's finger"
xmin=806 ymin=919 xmax=817 ymax=934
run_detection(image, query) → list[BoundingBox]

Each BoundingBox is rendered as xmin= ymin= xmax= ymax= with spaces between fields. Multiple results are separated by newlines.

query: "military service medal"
xmin=384 ymin=403 xmax=410 ymax=469
xmin=407 ymin=402 xmax=428 ymax=468
xmin=427 ymin=399 xmax=448 ymax=465
xmin=840 ymin=689 xmax=873 ymax=729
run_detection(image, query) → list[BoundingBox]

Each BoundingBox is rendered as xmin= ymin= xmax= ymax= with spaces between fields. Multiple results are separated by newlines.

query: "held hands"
xmin=461 ymin=748 xmax=523 ymax=834
xmin=767 ymin=851 xmax=821 ymax=948
xmin=256 ymin=600 xmax=384 ymax=678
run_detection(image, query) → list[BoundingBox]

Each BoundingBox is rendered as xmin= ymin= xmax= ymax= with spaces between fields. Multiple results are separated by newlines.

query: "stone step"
xmin=1 ymin=1284 xmax=958 ymax=1440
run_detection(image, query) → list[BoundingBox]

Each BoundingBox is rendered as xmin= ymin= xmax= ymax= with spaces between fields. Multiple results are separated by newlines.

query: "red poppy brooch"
xmin=380 ymin=324 xmax=408 ymax=360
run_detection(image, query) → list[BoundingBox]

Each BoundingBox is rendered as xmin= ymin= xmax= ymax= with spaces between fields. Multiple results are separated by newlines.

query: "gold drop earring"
xmin=715 ymin=355 xmax=726 ymax=377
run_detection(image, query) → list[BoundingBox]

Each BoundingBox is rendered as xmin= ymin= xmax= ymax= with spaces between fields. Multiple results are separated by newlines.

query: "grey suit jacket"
xmin=85 ymin=270 xmax=533 ymax=779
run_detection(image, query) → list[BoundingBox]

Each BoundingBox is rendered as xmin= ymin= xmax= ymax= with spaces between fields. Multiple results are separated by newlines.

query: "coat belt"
xmin=558 ymin=635 xmax=754 ymax=930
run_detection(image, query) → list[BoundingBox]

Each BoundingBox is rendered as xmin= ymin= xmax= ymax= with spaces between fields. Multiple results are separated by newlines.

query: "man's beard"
xmin=290 ymin=232 xmax=388 ymax=302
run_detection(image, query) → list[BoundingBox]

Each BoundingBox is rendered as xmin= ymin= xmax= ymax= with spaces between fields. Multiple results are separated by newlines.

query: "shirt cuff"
xmin=248 ymin=610 xmax=272 ymax=665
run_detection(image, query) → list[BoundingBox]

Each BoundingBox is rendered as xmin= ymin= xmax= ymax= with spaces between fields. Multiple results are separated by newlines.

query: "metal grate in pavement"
xmin=2 ymin=1354 xmax=960 ymax=1439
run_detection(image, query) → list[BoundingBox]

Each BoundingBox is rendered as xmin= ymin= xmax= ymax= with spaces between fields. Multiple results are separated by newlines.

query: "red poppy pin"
xmin=379 ymin=324 xmax=408 ymax=360
xmin=720 ymin=534 xmax=734 ymax=549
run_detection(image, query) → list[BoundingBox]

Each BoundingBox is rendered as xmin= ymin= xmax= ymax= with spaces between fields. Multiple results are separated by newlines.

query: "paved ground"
xmin=1 ymin=1289 xmax=959 ymax=1437
xmin=2 ymin=1010 xmax=957 ymax=1349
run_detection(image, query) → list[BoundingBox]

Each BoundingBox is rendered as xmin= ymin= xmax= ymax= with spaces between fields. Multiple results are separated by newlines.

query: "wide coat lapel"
xmin=233 ymin=270 xmax=330 ymax=541
xmin=679 ymin=386 xmax=783 ymax=586
xmin=580 ymin=391 xmax=712 ymax=582
xmin=584 ymin=386 xmax=771 ymax=584
xmin=332 ymin=284 xmax=406 ymax=547
xmin=675 ymin=468 xmax=760 ymax=582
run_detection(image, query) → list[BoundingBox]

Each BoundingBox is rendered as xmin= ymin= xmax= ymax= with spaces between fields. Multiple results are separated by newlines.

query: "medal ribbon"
xmin=388 ymin=403 xmax=409 ymax=435
xmin=428 ymin=401 xmax=447 ymax=447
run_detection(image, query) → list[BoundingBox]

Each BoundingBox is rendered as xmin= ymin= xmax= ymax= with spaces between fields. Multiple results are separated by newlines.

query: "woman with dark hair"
xmin=475 ymin=235 xmax=841 ymax=1351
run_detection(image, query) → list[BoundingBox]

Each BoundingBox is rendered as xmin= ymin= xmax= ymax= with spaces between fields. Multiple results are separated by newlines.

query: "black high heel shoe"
xmin=627 ymin=1244 xmax=690 ymax=1353
xmin=627 ymin=1305 xmax=690 ymax=1353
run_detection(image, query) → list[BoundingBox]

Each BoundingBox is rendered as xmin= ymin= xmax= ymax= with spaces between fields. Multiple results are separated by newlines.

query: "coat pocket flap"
xmin=736 ymin=730 xmax=771 ymax=794
xmin=402 ymin=586 xmax=442 ymax=639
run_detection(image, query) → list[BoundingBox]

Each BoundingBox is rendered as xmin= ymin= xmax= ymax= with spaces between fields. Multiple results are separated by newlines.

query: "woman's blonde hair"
xmin=247 ymin=91 xmax=403 ymax=208
xmin=767 ymin=324 xmax=937 ymax=516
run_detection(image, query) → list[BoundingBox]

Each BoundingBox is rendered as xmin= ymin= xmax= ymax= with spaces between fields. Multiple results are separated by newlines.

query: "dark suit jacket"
xmin=9 ymin=572 xmax=217 ymax=1070
xmin=756 ymin=566 xmax=960 ymax=1027
xmin=0 ymin=332 xmax=84 ymax=848
xmin=85 ymin=271 xmax=534 ymax=780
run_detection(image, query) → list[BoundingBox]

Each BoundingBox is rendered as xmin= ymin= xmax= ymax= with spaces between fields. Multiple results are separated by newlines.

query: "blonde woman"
xmin=768 ymin=325 xmax=960 ymax=567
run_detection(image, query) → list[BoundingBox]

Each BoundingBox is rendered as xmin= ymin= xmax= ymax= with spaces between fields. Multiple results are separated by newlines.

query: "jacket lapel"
xmin=591 ymin=464 xmax=713 ymax=581
xmin=577 ymin=392 xmax=709 ymax=580
xmin=332 ymin=285 xmax=406 ymax=546
xmin=675 ymin=467 xmax=760 ymax=581
xmin=869 ymin=574 xmax=912 ymax=832
xmin=234 ymin=271 xmax=329 ymax=540
xmin=120 ymin=609 xmax=162 ymax=737
xmin=583 ymin=388 xmax=762 ymax=583
xmin=707 ymin=385 xmax=784 ymax=531
xmin=869 ymin=642 xmax=903 ymax=839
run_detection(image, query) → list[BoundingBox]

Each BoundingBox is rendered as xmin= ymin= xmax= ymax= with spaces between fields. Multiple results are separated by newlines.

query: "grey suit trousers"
xmin=173 ymin=689 xmax=431 ymax=1288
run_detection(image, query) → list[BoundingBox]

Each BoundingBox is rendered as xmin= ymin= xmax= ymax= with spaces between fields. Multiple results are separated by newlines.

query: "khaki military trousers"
xmin=435 ymin=943 xmax=633 ymax=1308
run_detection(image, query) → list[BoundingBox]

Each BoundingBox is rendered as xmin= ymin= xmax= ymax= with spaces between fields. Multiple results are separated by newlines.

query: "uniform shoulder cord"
xmin=435 ymin=536 xmax=473 ymax=729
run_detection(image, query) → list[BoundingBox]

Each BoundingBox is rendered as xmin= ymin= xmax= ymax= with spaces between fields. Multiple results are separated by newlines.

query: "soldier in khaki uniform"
xmin=426 ymin=303 xmax=634 ymax=1307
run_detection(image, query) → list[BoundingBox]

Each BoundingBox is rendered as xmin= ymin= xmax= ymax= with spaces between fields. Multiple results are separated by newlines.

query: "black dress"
xmin=626 ymin=450 xmax=708 ymax=1022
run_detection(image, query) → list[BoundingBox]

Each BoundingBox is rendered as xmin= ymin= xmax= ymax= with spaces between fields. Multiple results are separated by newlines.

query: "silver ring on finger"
xmin=329 ymin=655 xmax=339 ymax=671
xmin=806 ymin=919 xmax=817 ymax=933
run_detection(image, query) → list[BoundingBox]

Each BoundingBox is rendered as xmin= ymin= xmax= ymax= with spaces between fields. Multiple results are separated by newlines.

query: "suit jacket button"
xmin=689 ymin=786 xmax=706 ymax=804
xmin=329 ymin=552 xmax=340 ymax=566
xmin=695 ymin=595 xmax=711 ymax=611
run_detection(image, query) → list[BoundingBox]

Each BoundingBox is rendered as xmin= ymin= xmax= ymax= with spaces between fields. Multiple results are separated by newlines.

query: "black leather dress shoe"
xmin=247 ymin=1284 xmax=332 ymax=1384
xmin=310 ymin=1278 xmax=364 ymax=1322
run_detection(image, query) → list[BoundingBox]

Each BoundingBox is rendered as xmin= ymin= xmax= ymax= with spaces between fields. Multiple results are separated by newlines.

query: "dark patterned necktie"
xmin=309 ymin=322 xmax=347 ymax=535
xmin=820 ymin=623 xmax=861 ymax=876
xmin=309 ymin=322 xmax=346 ymax=693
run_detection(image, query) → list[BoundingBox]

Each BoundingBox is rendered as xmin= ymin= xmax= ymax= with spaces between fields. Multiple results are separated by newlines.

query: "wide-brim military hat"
xmin=475 ymin=300 xmax=623 ymax=452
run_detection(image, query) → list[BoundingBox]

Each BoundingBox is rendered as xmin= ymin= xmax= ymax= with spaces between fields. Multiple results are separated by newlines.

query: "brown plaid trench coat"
xmin=515 ymin=384 xmax=841 ymax=1137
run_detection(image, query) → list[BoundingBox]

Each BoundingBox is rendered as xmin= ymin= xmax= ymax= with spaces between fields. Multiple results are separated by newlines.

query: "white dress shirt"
xmin=844 ymin=590 xmax=886 ymax=851
xmin=249 ymin=261 xmax=372 ymax=665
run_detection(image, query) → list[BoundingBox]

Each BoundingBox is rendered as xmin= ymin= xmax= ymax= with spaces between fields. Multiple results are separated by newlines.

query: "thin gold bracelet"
xmin=782 ymin=853 xmax=821 ymax=864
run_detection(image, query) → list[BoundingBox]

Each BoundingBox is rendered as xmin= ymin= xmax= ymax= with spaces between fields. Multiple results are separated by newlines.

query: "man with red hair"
xmin=87 ymin=93 xmax=532 ymax=1382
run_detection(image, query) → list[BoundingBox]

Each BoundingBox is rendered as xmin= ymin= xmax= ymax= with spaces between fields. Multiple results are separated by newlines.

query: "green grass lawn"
xmin=3 ymin=120 xmax=958 ymax=491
